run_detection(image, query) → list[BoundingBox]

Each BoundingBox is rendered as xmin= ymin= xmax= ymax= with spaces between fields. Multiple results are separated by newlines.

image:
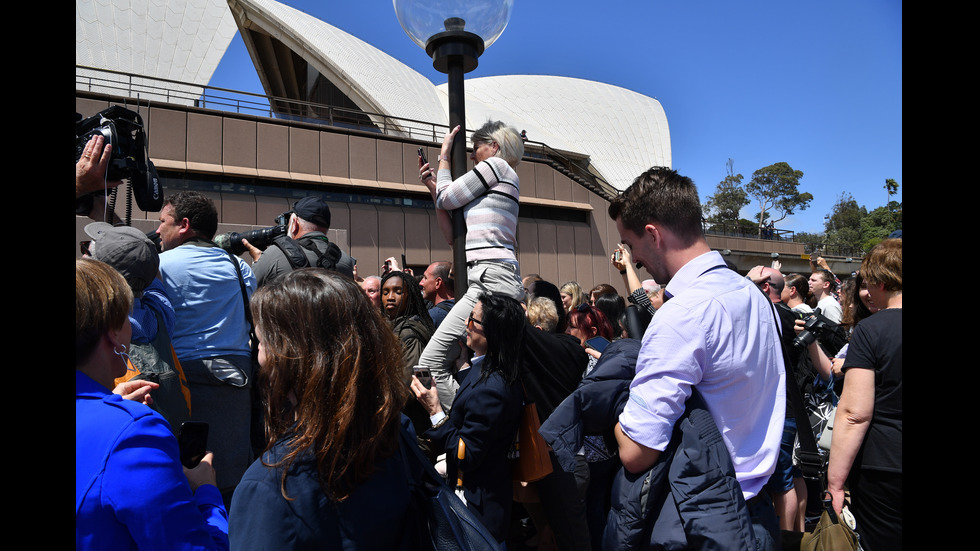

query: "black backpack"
xmin=273 ymin=234 xmax=342 ymax=271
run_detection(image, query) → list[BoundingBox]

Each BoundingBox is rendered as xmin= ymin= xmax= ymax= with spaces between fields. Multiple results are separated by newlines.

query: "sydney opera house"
xmin=78 ymin=0 xmax=786 ymax=287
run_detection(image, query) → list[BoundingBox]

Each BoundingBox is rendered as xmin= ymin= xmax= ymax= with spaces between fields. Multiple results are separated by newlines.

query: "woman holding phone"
xmin=410 ymin=293 xmax=525 ymax=543
xmin=416 ymin=120 xmax=526 ymax=412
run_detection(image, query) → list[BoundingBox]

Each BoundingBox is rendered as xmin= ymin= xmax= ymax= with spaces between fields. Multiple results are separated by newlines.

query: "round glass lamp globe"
xmin=393 ymin=0 xmax=514 ymax=49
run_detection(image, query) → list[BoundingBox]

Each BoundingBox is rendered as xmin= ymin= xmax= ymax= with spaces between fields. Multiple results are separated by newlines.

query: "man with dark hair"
xmin=419 ymin=261 xmax=455 ymax=329
xmin=782 ymin=273 xmax=813 ymax=314
xmin=243 ymin=196 xmax=355 ymax=286
xmin=809 ymin=269 xmax=842 ymax=323
xmin=157 ymin=190 xmax=256 ymax=501
xmin=609 ymin=167 xmax=785 ymax=548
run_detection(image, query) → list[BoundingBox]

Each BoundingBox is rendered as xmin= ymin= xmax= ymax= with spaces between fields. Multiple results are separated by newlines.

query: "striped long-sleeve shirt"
xmin=436 ymin=157 xmax=520 ymax=263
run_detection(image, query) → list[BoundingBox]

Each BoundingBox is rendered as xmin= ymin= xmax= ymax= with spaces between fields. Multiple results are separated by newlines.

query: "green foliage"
xmin=745 ymin=162 xmax=812 ymax=237
xmin=824 ymin=193 xmax=867 ymax=251
xmin=703 ymin=159 xmax=750 ymax=230
xmin=860 ymin=202 xmax=902 ymax=251
xmin=815 ymin=189 xmax=901 ymax=254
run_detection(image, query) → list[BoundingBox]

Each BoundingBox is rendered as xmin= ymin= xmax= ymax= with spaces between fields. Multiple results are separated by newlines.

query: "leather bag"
xmin=783 ymin=499 xmax=861 ymax=551
xmin=512 ymin=401 xmax=553 ymax=483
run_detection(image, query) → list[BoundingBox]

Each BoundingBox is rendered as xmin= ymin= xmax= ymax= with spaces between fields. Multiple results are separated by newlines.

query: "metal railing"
xmin=76 ymin=65 xmax=450 ymax=142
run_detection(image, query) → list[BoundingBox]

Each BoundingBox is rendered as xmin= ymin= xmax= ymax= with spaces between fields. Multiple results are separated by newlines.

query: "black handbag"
xmin=397 ymin=427 xmax=504 ymax=551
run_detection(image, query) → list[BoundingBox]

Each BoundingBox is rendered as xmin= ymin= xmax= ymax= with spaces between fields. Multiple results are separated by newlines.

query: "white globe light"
xmin=393 ymin=0 xmax=514 ymax=50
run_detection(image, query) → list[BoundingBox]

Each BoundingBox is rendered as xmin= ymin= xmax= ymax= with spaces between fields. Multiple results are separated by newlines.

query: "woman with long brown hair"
xmin=229 ymin=269 xmax=415 ymax=550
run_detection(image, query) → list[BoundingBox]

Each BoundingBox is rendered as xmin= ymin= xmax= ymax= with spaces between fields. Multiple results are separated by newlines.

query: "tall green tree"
xmin=884 ymin=178 xmax=899 ymax=206
xmin=824 ymin=192 xmax=866 ymax=252
xmin=745 ymin=162 xmax=813 ymax=237
xmin=703 ymin=159 xmax=749 ymax=231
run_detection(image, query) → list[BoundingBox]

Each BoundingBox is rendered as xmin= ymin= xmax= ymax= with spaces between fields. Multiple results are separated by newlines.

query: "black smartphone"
xmin=585 ymin=336 xmax=611 ymax=353
xmin=401 ymin=254 xmax=407 ymax=272
xmin=413 ymin=366 xmax=433 ymax=389
xmin=178 ymin=421 xmax=209 ymax=469
xmin=418 ymin=147 xmax=428 ymax=165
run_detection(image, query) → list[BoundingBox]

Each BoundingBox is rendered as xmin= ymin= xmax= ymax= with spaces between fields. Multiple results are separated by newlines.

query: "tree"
xmin=703 ymin=159 xmax=749 ymax=232
xmin=824 ymin=193 xmax=866 ymax=254
xmin=745 ymin=162 xmax=813 ymax=238
xmin=860 ymin=202 xmax=902 ymax=251
xmin=884 ymin=178 xmax=899 ymax=207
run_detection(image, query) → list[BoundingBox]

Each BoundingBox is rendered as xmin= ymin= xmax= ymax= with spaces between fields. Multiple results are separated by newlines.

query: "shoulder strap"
xmin=224 ymin=250 xmax=257 ymax=347
xmin=765 ymin=298 xmax=823 ymax=478
xmin=272 ymin=235 xmax=310 ymax=269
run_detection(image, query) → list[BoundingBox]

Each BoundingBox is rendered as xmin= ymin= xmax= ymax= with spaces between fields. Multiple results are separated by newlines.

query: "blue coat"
xmin=229 ymin=432 xmax=416 ymax=550
xmin=538 ymin=341 xmax=756 ymax=550
xmin=75 ymin=371 xmax=229 ymax=550
xmin=426 ymin=358 xmax=523 ymax=543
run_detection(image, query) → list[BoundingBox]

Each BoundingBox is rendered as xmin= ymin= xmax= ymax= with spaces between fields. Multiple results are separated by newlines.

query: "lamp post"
xmin=394 ymin=0 xmax=513 ymax=297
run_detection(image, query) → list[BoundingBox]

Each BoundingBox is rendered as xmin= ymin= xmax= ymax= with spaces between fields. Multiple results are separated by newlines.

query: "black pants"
xmin=535 ymin=452 xmax=592 ymax=551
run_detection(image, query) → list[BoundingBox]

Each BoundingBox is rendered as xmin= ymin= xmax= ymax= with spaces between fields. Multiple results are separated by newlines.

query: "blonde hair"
xmin=527 ymin=297 xmax=559 ymax=333
xmin=472 ymin=120 xmax=524 ymax=168
xmin=560 ymin=281 xmax=585 ymax=311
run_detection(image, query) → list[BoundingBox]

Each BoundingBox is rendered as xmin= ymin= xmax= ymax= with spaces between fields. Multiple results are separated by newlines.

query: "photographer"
xmin=242 ymin=197 xmax=355 ymax=286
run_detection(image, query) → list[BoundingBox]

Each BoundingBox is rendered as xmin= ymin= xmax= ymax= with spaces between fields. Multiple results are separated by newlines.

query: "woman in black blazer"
xmin=411 ymin=292 xmax=525 ymax=543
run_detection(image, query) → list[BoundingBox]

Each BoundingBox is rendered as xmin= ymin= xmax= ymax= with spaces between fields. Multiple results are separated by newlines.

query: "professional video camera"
xmin=213 ymin=210 xmax=292 ymax=255
xmin=76 ymin=106 xmax=162 ymax=216
xmin=791 ymin=312 xmax=836 ymax=351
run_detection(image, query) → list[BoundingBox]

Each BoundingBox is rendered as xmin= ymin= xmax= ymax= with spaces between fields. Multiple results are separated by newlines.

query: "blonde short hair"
xmin=472 ymin=120 xmax=524 ymax=168
xmin=527 ymin=297 xmax=559 ymax=333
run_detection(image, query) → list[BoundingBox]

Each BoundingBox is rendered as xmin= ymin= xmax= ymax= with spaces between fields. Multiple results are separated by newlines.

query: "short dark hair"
xmin=811 ymin=269 xmax=837 ymax=291
xmin=608 ymin=166 xmax=704 ymax=245
xmin=430 ymin=261 xmax=453 ymax=289
xmin=166 ymin=191 xmax=219 ymax=240
xmin=785 ymin=273 xmax=809 ymax=300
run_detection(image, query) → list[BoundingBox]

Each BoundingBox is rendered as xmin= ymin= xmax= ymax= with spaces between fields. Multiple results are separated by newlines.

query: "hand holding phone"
xmin=178 ymin=421 xmax=209 ymax=469
xmin=413 ymin=366 xmax=433 ymax=389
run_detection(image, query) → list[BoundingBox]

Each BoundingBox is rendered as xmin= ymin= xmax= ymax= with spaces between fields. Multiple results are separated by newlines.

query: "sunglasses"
xmin=467 ymin=315 xmax=484 ymax=329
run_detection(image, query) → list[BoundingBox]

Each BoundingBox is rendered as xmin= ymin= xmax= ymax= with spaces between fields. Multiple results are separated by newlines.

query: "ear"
xmin=177 ymin=216 xmax=193 ymax=237
xmin=643 ymin=223 xmax=661 ymax=246
xmin=589 ymin=326 xmax=598 ymax=337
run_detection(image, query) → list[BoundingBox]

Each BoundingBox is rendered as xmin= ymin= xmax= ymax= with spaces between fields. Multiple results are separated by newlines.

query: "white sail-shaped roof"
xmin=230 ymin=0 xmax=447 ymax=127
xmin=76 ymin=0 xmax=238 ymax=104
xmin=230 ymin=0 xmax=670 ymax=191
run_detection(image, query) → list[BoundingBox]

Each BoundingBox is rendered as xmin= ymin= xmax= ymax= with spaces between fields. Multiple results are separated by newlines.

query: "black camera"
xmin=214 ymin=225 xmax=287 ymax=255
xmin=76 ymin=106 xmax=162 ymax=213
xmin=792 ymin=313 xmax=834 ymax=350
xmin=213 ymin=210 xmax=292 ymax=255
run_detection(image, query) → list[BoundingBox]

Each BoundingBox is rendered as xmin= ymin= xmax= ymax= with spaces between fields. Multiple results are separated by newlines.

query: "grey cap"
xmin=84 ymin=222 xmax=159 ymax=294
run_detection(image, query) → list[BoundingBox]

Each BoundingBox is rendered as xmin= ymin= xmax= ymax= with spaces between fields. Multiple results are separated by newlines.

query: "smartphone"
xmin=178 ymin=421 xmax=209 ymax=469
xmin=401 ymin=254 xmax=407 ymax=273
xmin=413 ymin=366 xmax=433 ymax=389
xmin=585 ymin=336 xmax=611 ymax=354
xmin=384 ymin=259 xmax=391 ymax=274
xmin=614 ymin=250 xmax=623 ymax=263
xmin=418 ymin=147 xmax=428 ymax=166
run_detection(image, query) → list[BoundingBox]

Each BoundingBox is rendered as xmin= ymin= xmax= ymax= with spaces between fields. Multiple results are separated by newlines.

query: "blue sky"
xmin=209 ymin=0 xmax=902 ymax=235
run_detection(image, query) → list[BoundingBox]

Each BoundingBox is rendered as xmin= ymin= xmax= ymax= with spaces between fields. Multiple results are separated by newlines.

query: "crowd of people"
xmin=76 ymin=123 xmax=901 ymax=550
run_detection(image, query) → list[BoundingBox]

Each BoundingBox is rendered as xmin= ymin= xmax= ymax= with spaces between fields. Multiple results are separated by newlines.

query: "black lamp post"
xmin=394 ymin=1 xmax=513 ymax=297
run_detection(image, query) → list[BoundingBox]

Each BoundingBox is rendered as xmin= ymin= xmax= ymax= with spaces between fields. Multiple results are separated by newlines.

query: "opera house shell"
xmin=76 ymin=0 xmax=674 ymax=285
